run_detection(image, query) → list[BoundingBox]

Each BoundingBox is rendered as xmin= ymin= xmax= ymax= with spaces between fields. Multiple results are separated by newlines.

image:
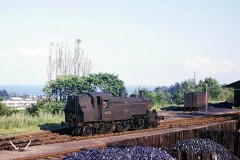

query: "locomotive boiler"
xmin=64 ymin=91 xmax=163 ymax=136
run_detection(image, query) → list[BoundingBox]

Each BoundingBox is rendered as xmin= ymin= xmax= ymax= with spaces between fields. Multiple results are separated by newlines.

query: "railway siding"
xmin=0 ymin=119 xmax=239 ymax=160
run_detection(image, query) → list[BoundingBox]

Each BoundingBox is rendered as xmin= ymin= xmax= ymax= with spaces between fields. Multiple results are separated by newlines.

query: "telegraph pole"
xmin=205 ymin=83 xmax=208 ymax=116
xmin=194 ymin=72 xmax=196 ymax=89
xmin=194 ymin=72 xmax=196 ymax=84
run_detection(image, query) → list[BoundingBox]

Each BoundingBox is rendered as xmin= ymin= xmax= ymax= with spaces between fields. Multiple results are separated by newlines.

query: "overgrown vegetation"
xmin=26 ymin=99 xmax=65 ymax=116
xmin=0 ymin=112 xmax=64 ymax=136
xmin=0 ymin=98 xmax=19 ymax=116
xmin=0 ymin=97 xmax=64 ymax=135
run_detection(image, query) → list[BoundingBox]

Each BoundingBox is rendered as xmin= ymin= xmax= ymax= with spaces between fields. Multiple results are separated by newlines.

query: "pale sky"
xmin=0 ymin=0 xmax=240 ymax=86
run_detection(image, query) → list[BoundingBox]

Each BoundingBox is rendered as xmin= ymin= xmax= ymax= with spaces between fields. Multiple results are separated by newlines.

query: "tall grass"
xmin=0 ymin=112 xmax=64 ymax=136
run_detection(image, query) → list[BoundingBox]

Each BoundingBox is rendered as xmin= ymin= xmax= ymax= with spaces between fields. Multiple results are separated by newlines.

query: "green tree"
xmin=43 ymin=75 xmax=93 ymax=101
xmin=196 ymin=77 xmax=222 ymax=100
xmin=87 ymin=73 xmax=126 ymax=96
xmin=220 ymin=86 xmax=234 ymax=102
xmin=133 ymin=87 xmax=171 ymax=106
xmin=153 ymin=86 xmax=172 ymax=105
xmin=43 ymin=73 xmax=126 ymax=101
xmin=169 ymin=79 xmax=196 ymax=104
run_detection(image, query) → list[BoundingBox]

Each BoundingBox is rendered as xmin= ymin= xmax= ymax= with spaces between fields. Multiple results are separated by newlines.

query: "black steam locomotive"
xmin=64 ymin=91 xmax=163 ymax=136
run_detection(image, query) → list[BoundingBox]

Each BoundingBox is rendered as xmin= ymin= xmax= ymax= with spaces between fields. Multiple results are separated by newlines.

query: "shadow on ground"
xmin=161 ymin=102 xmax=235 ymax=111
xmin=161 ymin=105 xmax=185 ymax=111
xmin=39 ymin=123 xmax=64 ymax=130
xmin=38 ymin=123 xmax=71 ymax=135
xmin=209 ymin=102 xmax=234 ymax=109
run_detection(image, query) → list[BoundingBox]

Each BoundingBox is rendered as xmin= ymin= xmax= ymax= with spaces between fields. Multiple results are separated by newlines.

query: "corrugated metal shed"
xmin=224 ymin=80 xmax=240 ymax=106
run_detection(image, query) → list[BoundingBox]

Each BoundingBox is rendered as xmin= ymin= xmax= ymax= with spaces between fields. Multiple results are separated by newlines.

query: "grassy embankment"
xmin=0 ymin=112 xmax=64 ymax=136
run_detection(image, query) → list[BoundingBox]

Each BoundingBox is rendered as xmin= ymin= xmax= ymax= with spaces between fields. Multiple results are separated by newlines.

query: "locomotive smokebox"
xmin=139 ymin=90 xmax=145 ymax=97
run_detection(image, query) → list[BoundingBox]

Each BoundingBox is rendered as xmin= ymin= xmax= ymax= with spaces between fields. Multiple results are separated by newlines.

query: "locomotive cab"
xmin=95 ymin=95 xmax=114 ymax=121
xmin=65 ymin=94 xmax=96 ymax=125
xmin=96 ymin=96 xmax=112 ymax=108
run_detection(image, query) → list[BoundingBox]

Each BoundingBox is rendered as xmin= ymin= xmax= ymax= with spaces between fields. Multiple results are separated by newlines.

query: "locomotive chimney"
xmin=119 ymin=91 xmax=127 ymax=97
xmin=139 ymin=90 xmax=145 ymax=97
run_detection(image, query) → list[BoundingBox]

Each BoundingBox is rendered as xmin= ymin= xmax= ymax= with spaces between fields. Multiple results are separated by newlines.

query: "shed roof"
xmin=223 ymin=80 xmax=240 ymax=89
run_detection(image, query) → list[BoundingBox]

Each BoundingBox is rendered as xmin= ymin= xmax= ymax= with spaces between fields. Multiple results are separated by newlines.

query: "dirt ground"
xmin=159 ymin=102 xmax=239 ymax=121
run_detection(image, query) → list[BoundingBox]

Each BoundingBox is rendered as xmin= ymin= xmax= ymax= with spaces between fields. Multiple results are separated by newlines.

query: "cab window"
xmin=97 ymin=96 xmax=102 ymax=106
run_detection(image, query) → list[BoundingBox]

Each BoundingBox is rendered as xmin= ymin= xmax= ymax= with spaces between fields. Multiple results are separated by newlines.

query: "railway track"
xmin=13 ymin=113 xmax=240 ymax=160
xmin=0 ymin=112 xmax=239 ymax=153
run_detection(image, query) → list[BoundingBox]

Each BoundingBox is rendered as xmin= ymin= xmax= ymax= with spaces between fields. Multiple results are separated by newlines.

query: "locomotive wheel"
xmin=116 ymin=124 xmax=124 ymax=132
xmin=101 ymin=123 xmax=114 ymax=134
xmin=82 ymin=125 xmax=92 ymax=136
xmin=116 ymin=121 xmax=128 ymax=132
xmin=137 ymin=123 xmax=144 ymax=130
xmin=151 ymin=121 xmax=158 ymax=128
xmin=132 ymin=117 xmax=145 ymax=130
xmin=137 ymin=118 xmax=145 ymax=130
xmin=123 ymin=124 xmax=130 ymax=131
xmin=72 ymin=127 xmax=81 ymax=136
xmin=71 ymin=129 xmax=77 ymax=136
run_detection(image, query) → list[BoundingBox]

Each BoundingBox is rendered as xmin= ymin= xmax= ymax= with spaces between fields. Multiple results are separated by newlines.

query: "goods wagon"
xmin=184 ymin=92 xmax=208 ymax=111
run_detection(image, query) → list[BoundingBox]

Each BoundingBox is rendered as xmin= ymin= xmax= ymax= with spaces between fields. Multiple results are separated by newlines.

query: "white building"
xmin=10 ymin=97 xmax=23 ymax=101
xmin=2 ymin=99 xmax=37 ymax=109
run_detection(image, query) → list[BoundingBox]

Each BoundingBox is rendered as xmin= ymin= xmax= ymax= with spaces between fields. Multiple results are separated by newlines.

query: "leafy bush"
xmin=0 ymin=100 xmax=19 ymax=116
xmin=26 ymin=99 xmax=65 ymax=116
xmin=133 ymin=87 xmax=172 ymax=109
xmin=146 ymin=91 xmax=171 ymax=106
xmin=0 ymin=103 xmax=12 ymax=116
